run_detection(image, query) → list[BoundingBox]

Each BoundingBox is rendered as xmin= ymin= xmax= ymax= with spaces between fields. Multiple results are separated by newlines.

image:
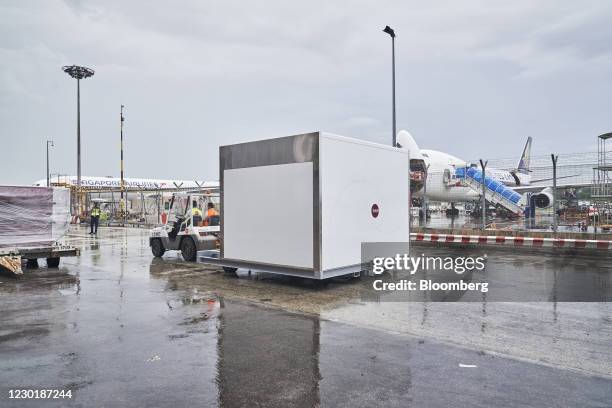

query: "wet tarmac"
xmin=0 ymin=227 xmax=610 ymax=407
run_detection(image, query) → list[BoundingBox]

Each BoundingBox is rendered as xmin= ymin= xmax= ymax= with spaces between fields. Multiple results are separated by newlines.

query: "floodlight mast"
xmin=62 ymin=65 xmax=95 ymax=215
xmin=383 ymin=25 xmax=397 ymax=147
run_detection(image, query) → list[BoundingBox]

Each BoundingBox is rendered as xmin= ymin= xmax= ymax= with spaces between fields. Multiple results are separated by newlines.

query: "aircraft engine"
xmin=532 ymin=187 xmax=553 ymax=209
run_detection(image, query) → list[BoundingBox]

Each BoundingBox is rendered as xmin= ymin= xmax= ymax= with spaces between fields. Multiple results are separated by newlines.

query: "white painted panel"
xmin=224 ymin=162 xmax=313 ymax=268
xmin=320 ymin=134 xmax=409 ymax=271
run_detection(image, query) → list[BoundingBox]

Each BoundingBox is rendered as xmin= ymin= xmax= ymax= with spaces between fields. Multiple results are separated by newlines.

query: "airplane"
xmin=34 ymin=175 xmax=219 ymax=191
xmin=34 ymin=176 xmax=219 ymax=216
xmin=396 ymin=130 xmax=555 ymax=213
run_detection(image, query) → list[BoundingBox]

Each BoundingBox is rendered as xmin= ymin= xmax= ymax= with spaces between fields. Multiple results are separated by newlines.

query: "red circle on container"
xmin=371 ymin=204 xmax=379 ymax=218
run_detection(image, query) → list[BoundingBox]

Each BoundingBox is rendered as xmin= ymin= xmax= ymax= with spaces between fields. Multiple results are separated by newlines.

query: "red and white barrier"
xmin=411 ymin=233 xmax=612 ymax=250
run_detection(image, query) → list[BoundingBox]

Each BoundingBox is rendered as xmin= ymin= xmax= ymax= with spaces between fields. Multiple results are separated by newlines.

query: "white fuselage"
xmin=414 ymin=150 xmax=531 ymax=203
xmin=34 ymin=176 xmax=219 ymax=191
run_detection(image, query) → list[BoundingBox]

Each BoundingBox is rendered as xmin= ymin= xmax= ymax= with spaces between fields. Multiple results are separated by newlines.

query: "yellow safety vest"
xmin=91 ymin=208 xmax=101 ymax=217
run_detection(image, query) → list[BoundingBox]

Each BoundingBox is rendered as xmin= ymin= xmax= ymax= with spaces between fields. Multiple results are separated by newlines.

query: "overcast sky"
xmin=1 ymin=0 xmax=611 ymax=184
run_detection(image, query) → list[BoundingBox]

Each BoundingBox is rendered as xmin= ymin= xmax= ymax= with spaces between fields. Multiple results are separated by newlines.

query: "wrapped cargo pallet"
xmin=0 ymin=186 xmax=71 ymax=248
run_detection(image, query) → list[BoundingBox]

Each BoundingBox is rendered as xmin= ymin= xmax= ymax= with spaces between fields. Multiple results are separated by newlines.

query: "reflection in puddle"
xmin=0 ymin=269 xmax=78 ymax=293
xmin=216 ymin=302 xmax=322 ymax=407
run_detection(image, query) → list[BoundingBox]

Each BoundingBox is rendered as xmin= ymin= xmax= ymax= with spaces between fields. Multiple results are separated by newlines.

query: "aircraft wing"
xmin=513 ymin=181 xmax=594 ymax=193
xmin=529 ymin=174 xmax=581 ymax=183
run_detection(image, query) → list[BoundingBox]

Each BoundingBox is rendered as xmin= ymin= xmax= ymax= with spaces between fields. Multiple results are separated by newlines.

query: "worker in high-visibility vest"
xmin=203 ymin=202 xmax=219 ymax=226
xmin=90 ymin=203 xmax=101 ymax=234
xmin=191 ymin=200 xmax=203 ymax=226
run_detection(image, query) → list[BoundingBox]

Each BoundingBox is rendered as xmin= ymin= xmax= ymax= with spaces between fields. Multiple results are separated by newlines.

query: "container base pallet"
xmin=0 ymin=245 xmax=80 ymax=275
xmin=198 ymin=250 xmax=364 ymax=280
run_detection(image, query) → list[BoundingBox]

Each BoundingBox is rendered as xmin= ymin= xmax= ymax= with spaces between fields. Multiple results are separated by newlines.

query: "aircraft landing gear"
xmin=446 ymin=202 xmax=459 ymax=217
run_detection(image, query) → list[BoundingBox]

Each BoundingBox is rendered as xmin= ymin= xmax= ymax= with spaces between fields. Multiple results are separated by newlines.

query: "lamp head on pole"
xmin=62 ymin=65 xmax=95 ymax=80
xmin=383 ymin=25 xmax=396 ymax=38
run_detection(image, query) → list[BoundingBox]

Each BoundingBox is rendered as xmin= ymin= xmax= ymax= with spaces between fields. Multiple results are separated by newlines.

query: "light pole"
xmin=480 ymin=159 xmax=488 ymax=229
xmin=46 ymin=140 xmax=54 ymax=187
xmin=422 ymin=164 xmax=430 ymax=221
xmin=120 ymin=105 xmax=127 ymax=224
xmin=62 ymin=65 xmax=95 ymax=214
xmin=551 ymin=154 xmax=558 ymax=233
xmin=383 ymin=25 xmax=397 ymax=147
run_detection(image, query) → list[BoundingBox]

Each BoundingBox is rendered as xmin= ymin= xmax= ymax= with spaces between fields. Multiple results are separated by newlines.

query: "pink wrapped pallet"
xmin=0 ymin=186 xmax=71 ymax=248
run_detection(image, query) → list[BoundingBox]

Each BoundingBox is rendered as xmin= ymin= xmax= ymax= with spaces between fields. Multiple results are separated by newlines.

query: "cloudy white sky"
xmin=1 ymin=0 xmax=611 ymax=184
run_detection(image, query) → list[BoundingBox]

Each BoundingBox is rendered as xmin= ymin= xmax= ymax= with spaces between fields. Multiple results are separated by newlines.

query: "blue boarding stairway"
xmin=455 ymin=167 xmax=524 ymax=215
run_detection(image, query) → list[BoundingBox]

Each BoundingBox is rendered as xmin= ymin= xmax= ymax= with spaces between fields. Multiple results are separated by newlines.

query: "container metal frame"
xmin=199 ymin=131 xmax=409 ymax=280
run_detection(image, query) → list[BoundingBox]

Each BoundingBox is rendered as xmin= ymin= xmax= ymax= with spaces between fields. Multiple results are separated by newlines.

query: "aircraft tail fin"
xmin=396 ymin=130 xmax=424 ymax=161
xmin=517 ymin=137 xmax=532 ymax=174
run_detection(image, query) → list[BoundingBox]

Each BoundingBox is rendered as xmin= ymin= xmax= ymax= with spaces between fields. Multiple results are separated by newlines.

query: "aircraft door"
xmin=443 ymin=169 xmax=451 ymax=184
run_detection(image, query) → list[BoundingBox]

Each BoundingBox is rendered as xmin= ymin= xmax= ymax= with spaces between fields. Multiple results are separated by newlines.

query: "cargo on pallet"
xmin=0 ymin=185 xmax=78 ymax=274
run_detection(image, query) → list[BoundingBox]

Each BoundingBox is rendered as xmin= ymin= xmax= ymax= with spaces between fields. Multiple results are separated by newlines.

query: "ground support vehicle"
xmin=149 ymin=192 xmax=220 ymax=261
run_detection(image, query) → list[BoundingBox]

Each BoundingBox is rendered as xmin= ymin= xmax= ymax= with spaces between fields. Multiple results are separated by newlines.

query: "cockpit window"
xmin=422 ymin=153 xmax=429 ymax=158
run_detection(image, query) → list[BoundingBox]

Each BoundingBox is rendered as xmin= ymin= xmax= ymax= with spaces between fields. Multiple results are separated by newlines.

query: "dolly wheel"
xmin=151 ymin=239 xmax=165 ymax=257
xmin=181 ymin=237 xmax=197 ymax=262
xmin=46 ymin=257 xmax=60 ymax=268
xmin=223 ymin=267 xmax=238 ymax=275
xmin=26 ymin=259 xmax=39 ymax=268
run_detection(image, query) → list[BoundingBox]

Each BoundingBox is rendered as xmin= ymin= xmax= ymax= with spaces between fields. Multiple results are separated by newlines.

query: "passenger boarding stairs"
xmin=455 ymin=167 xmax=524 ymax=215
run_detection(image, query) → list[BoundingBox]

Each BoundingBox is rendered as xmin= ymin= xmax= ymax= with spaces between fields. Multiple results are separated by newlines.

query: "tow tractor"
xmin=149 ymin=192 xmax=220 ymax=261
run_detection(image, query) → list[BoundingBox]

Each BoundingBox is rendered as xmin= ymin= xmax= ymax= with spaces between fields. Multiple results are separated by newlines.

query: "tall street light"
xmin=383 ymin=25 xmax=397 ymax=147
xmin=46 ymin=140 xmax=54 ymax=187
xmin=62 ymin=65 xmax=95 ymax=213
xmin=480 ymin=159 xmax=488 ymax=229
xmin=551 ymin=154 xmax=559 ymax=233
xmin=120 ymin=104 xmax=127 ymax=223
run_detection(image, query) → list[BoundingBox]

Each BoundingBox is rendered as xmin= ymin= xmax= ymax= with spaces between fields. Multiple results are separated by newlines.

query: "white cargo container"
xmin=201 ymin=131 xmax=410 ymax=279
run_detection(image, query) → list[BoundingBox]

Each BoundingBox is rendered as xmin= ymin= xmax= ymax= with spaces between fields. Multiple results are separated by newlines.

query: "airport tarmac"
xmin=0 ymin=227 xmax=610 ymax=407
